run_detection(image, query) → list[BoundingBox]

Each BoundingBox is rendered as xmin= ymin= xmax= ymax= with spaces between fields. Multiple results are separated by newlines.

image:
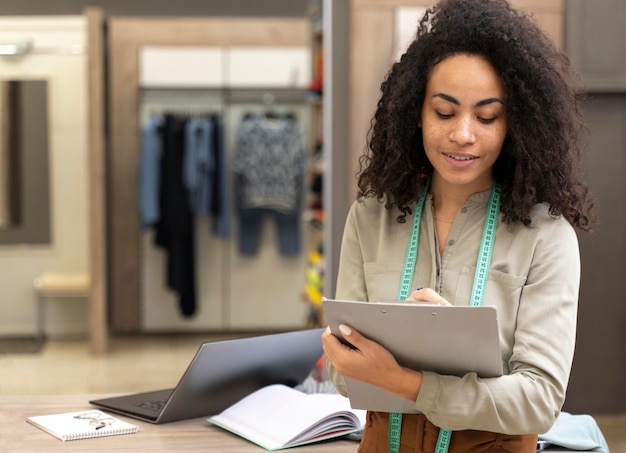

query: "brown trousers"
xmin=358 ymin=412 xmax=538 ymax=453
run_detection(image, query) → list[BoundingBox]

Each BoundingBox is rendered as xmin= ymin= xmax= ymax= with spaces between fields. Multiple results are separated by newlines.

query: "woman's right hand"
xmin=407 ymin=287 xmax=451 ymax=305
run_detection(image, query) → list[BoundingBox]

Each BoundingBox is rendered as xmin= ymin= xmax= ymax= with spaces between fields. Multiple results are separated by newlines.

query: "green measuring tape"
xmin=388 ymin=181 xmax=501 ymax=453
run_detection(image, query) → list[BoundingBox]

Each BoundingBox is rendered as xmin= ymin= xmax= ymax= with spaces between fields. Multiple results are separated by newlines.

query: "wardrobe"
xmin=107 ymin=17 xmax=315 ymax=333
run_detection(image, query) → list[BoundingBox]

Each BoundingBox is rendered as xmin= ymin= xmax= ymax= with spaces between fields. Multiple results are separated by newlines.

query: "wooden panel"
xmin=564 ymin=94 xmax=626 ymax=413
xmin=351 ymin=0 xmax=564 ymax=47
xmin=85 ymin=7 xmax=108 ymax=354
xmin=348 ymin=7 xmax=395 ymax=202
xmin=110 ymin=17 xmax=308 ymax=47
xmin=108 ymin=18 xmax=308 ymax=332
xmin=347 ymin=0 xmax=564 ymax=202
xmin=566 ymin=0 xmax=626 ymax=91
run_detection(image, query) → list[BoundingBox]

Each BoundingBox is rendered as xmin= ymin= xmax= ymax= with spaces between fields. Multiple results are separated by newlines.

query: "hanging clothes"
xmin=208 ymin=115 xmax=231 ymax=238
xmin=137 ymin=114 xmax=163 ymax=230
xmin=138 ymin=113 xmax=231 ymax=235
xmin=137 ymin=111 xmax=231 ymax=317
xmin=182 ymin=115 xmax=231 ymax=238
xmin=232 ymin=113 xmax=307 ymax=257
xmin=153 ymin=114 xmax=197 ymax=317
xmin=184 ymin=116 xmax=214 ymax=218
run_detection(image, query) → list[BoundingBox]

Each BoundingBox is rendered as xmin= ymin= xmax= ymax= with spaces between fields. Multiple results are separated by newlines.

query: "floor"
xmin=0 ymin=333 xmax=245 ymax=395
xmin=1 ymin=335 xmax=625 ymax=452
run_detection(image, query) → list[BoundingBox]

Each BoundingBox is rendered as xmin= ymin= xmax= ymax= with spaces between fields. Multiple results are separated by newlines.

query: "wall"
xmin=347 ymin=0 xmax=564 ymax=204
xmin=0 ymin=0 xmax=309 ymax=17
xmin=0 ymin=2 xmax=312 ymax=339
xmin=0 ymin=17 xmax=88 ymax=336
xmin=562 ymin=0 xmax=626 ymax=414
xmin=321 ymin=0 xmax=565 ymax=300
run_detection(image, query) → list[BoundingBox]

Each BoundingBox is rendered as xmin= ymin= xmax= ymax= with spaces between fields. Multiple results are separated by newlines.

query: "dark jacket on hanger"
xmin=209 ymin=115 xmax=231 ymax=238
xmin=154 ymin=114 xmax=196 ymax=317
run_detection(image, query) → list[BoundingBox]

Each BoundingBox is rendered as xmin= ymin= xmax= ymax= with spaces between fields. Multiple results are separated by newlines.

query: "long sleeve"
xmin=414 ymin=208 xmax=579 ymax=434
xmin=328 ymin=195 xmax=580 ymax=435
xmin=184 ymin=117 xmax=214 ymax=217
xmin=137 ymin=115 xmax=162 ymax=229
xmin=211 ymin=116 xmax=231 ymax=238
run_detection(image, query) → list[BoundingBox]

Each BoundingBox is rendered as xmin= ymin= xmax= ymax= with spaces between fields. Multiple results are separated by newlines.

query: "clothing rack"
xmin=139 ymin=89 xmax=224 ymax=123
xmin=139 ymin=88 xmax=308 ymax=122
xmin=139 ymin=87 xmax=308 ymax=103
xmin=137 ymin=85 xmax=313 ymax=332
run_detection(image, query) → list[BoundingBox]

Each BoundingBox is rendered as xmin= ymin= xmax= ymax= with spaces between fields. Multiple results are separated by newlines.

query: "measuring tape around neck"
xmin=388 ymin=181 xmax=501 ymax=453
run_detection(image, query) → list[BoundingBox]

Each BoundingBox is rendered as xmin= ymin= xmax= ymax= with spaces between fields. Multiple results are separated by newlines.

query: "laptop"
xmin=90 ymin=327 xmax=325 ymax=424
xmin=323 ymin=298 xmax=502 ymax=413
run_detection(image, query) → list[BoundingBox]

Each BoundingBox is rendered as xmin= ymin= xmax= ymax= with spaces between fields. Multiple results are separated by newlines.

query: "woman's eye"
xmin=435 ymin=111 xmax=453 ymax=119
xmin=478 ymin=116 xmax=497 ymax=124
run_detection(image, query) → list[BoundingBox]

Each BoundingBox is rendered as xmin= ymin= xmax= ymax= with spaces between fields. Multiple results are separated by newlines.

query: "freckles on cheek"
xmin=423 ymin=126 xmax=440 ymax=142
xmin=490 ymin=126 xmax=507 ymax=141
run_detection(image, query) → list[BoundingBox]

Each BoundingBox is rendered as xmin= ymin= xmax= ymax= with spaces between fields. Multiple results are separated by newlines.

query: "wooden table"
xmin=0 ymin=394 xmax=359 ymax=452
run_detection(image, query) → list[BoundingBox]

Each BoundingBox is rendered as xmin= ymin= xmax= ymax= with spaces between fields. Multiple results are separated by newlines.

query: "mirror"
xmin=0 ymin=79 xmax=50 ymax=244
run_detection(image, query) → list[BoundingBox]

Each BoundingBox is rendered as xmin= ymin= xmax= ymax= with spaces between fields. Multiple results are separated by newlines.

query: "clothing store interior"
xmin=0 ymin=0 xmax=624 ymax=451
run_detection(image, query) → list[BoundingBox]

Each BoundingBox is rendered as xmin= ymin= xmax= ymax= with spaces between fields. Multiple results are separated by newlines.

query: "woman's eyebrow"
xmin=475 ymin=97 xmax=504 ymax=107
xmin=432 ymin=93 xmax=504 ymax=107
xmin=433 ymin=93 xmax=460 ymax=105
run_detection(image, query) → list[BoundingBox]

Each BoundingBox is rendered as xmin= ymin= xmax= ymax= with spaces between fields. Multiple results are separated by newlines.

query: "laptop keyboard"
xmin=136 ymin=399 xmax=167 ymax=413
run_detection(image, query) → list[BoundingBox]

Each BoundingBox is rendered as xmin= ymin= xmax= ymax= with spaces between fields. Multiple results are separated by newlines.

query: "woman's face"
xmin=420 ymin=54 xmax=507 ymax=192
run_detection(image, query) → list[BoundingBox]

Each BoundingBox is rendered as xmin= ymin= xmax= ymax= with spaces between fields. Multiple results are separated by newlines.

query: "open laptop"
xmin=90 ymin=327 xmax=324 ymax=424
xmin=323 ymin=298 xmax=502 ymax=413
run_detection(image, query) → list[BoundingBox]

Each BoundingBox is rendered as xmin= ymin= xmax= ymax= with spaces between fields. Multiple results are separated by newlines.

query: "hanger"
xmin=261 ymin=92 xmax=281 ymax=119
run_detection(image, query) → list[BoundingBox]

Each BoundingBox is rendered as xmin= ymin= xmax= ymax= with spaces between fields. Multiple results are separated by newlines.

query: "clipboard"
xmin=323 ymin=298 xmax=503 ymax=413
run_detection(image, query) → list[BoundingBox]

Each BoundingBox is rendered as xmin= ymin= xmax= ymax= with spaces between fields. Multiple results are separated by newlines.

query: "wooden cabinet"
xmin=107 ymin=18 xmax=312 ymax=333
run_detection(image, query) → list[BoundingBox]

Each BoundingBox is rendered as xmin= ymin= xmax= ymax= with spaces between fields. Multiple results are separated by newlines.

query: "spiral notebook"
xmin=27 ymin=409 xmax=138 ymax=441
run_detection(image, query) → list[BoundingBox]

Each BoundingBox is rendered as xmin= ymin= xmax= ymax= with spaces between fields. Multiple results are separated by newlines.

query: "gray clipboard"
xmin=323 ymin=298 xmax=503 ymax=413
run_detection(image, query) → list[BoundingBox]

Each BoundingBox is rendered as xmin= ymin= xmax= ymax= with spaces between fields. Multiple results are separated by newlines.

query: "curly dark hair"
xmin=357 ymin=0 xmax=595 ymax=230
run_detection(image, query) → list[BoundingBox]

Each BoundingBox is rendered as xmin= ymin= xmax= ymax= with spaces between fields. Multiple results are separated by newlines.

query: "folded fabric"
xmin=539 ymin=412 xmax=609 ymax=452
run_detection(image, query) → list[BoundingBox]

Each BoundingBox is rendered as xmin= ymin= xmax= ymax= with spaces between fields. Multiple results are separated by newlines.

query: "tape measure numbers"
xmin=388 ymin=181 xmax=429 ymax=453
xmin=388 ymin=182 xmax=501 ymax=453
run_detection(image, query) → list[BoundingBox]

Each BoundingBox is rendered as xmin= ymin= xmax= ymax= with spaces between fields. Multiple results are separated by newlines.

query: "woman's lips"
xmin=443 ymin=152 xmax=478 ymax=167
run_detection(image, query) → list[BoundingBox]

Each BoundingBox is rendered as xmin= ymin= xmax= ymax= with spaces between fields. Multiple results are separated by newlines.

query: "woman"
xmin=321 ymin=0 xmax=595 ymax=452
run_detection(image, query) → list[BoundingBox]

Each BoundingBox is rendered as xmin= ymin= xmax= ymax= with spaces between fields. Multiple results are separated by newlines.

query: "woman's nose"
xmin=449 ymin=116 xmax=476 ymax=145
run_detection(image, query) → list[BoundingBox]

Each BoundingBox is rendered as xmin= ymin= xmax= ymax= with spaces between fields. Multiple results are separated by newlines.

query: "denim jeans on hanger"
xmin=238 ymin=207 xmax=300 ymax=257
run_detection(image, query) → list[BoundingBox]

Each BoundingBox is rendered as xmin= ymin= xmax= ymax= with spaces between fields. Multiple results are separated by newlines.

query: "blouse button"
xmin=448 ymin=239 xmax=455 ymax=246
xmin=460 ymin=207 xmax=468 ymax=214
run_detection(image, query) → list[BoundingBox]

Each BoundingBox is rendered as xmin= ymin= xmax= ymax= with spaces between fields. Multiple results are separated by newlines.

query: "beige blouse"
xmin=327 ymin=190 xmax=580 ymax=435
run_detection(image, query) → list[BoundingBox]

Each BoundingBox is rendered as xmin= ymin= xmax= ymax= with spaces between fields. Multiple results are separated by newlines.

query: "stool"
xmin=33 ymin=273 xmax=90 ymax=340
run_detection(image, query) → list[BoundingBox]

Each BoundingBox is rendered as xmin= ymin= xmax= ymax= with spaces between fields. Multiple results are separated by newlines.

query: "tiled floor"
xmin=1 ymin=335 xmax=625 ymax=452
